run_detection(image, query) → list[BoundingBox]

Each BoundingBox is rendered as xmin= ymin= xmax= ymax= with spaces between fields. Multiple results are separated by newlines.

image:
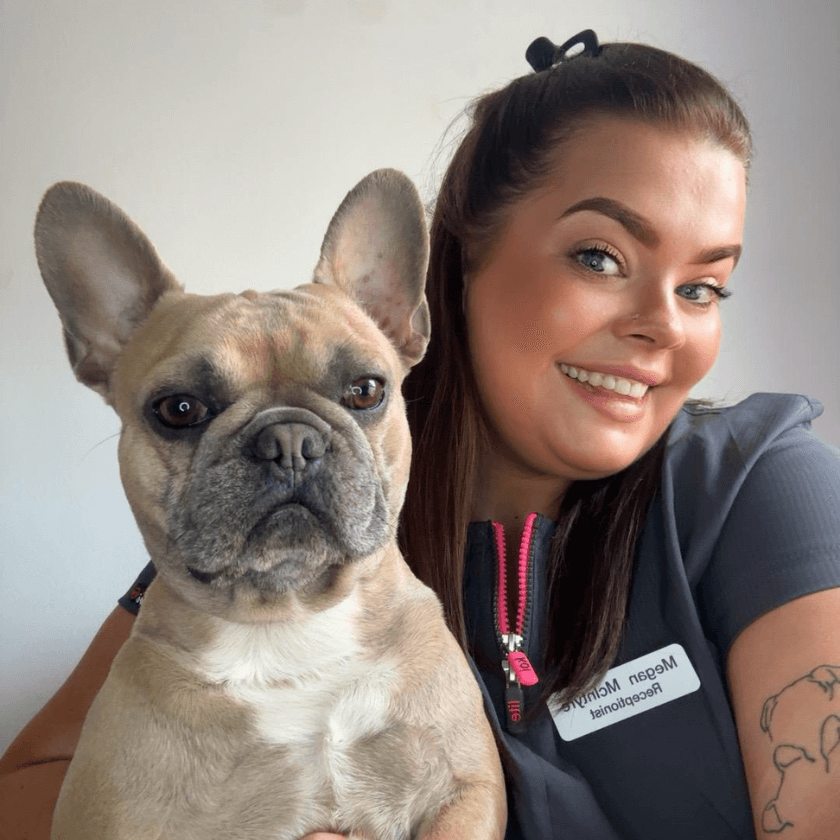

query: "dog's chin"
xmin=185 ymin=551 xmax=329 ymax=595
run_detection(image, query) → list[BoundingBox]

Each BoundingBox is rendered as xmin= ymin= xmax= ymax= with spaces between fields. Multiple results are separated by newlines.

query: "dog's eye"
xmin=344 ymin=378 xmax=385 ymax=411
xmin=153 ymin=395 xmax=210 ymax=428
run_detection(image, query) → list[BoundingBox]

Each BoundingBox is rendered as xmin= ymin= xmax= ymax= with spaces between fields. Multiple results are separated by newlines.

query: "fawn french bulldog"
xmin=37 ymin=170 xmax=505 ymax=840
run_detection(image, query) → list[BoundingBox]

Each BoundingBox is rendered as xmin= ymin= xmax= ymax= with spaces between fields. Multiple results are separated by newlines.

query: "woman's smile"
xmin=559 ymin=363 xmax=654 ymax=398
xmin=558 ymin=363 xmax=653 ymax=422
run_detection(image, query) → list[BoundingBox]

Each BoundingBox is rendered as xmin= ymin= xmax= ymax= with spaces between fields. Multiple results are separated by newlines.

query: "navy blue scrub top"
xmin=464 ymin=394 xmax=840 ymax=839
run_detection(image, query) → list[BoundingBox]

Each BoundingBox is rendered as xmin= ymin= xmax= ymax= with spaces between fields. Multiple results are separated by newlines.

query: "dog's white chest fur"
xmin=199 ymin=592 xmax=395 ymax=752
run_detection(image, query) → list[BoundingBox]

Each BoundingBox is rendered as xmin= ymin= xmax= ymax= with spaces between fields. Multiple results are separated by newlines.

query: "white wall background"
xmin=1 ymin=0 xmax=838 ymax=751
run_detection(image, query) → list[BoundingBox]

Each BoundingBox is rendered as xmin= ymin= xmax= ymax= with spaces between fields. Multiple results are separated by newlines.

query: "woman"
xmin=2 ymin=30 xmax=839 ymax=840
xmin=397 ymin=30 xmax=840 ymax=839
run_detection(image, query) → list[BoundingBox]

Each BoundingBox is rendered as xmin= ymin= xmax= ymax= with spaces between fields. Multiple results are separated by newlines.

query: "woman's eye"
xmin=153 ymin=395 xmax=210 ymax=428
xmin=344 ymin=378 xmax=386 ymax=411
xmin=677 ymin=283 xmax=731 ymax=306
xmin=575 ymin=248 xmax=621 ymax=276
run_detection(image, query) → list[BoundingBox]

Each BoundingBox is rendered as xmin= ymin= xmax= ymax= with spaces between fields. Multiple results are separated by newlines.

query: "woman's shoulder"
xmin=671 ymin=392 xmax=824 ymax=448
xmin=662 ymin=395 xmax=840 ymax=655
xmin=659 ymin=392 xmax=840 ymax=579
xmin=665 ymin=392 xmax=835 ymax=483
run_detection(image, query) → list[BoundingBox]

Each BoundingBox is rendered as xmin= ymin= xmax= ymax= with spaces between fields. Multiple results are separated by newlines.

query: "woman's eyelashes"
xmin=676 ymin=282 xmax=733 ymax=307
xmin=569 ymin=244 xmax=733 ymax=308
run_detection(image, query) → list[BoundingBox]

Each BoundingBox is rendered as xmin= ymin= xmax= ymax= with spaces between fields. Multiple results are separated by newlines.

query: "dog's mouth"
xmin=187 ymin=566 xmax=226 ymax=584
xmin=176 ymin=476 xmax=387 ymax=595
xmin=185 ymin=500 xmax=318 ymax=566
xmin=185 ymin=556 xmax=325 ymax=596
xmin=183 ymin=502 xmax=331 ymax=590
xmin=186 ymin=564 xmax=292 ymax=586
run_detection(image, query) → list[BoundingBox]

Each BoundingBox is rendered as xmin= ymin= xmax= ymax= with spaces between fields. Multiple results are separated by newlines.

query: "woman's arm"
xmin=0 ymin=606 xmax=135 ymax=839
xmin=727 ymin=586 xmax=840 ymax=840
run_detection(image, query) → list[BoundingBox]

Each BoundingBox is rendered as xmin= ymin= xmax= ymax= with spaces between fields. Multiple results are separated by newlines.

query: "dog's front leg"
xmin=415 ymin=782 xmax=506 ymax=840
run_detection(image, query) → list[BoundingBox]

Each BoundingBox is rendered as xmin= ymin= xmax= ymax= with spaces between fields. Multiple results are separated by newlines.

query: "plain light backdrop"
xmin=1 ymin=0 xmax=838 ymax=751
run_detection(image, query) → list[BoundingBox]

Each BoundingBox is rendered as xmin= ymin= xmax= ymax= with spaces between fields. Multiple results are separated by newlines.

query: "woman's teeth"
xmin=560 ymin=364 xmax=649 ymax=398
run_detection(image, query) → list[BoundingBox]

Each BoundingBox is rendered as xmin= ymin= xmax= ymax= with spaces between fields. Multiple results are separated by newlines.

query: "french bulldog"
xmin=36 ymin=170 xmax=505 ymax=840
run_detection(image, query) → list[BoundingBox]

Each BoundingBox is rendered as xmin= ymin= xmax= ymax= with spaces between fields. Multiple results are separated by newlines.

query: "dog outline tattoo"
xmin=759 ymin=664 xmax=840 ymax=833
xmin=36 ymin=171 xmax=505 ymax=840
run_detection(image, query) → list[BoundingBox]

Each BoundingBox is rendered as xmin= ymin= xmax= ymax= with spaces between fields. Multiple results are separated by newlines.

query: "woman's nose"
xmin=616 ymin=286 xmax=686 ymax=350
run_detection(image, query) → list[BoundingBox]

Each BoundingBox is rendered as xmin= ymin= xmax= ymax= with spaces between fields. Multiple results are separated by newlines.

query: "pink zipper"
xmin=492 ymin=513 xmax=540 ymax=732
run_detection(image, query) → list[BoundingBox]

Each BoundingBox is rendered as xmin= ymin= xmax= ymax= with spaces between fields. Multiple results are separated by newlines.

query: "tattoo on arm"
xmin=758 ymin=665 xmax=840 ymax=833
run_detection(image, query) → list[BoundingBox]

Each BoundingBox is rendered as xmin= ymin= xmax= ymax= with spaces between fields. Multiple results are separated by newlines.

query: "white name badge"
xmin=552 ymin=643 xmax=701 ymax=741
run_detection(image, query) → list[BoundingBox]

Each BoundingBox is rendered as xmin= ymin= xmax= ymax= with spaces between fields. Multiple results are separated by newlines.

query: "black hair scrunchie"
xmin=526 ymin=29 xmax=602 ymax=72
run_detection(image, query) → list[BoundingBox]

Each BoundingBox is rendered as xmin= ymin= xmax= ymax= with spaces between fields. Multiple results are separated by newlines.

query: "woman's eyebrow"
xmin=560 ymin=197 xmax=742 ymax=267
xmin=695 ymin=244 xmax=742 ymax=268
xmin=560 ymin=197 xmax=659 ymax=247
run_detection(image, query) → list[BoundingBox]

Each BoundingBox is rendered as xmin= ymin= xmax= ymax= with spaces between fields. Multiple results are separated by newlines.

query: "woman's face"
xmin=465 ymin=117 xmax=746 ymax=495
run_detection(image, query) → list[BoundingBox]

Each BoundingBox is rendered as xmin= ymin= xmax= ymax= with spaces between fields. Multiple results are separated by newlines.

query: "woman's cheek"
xmin=679 ymin=314 xmax=722 ymax=388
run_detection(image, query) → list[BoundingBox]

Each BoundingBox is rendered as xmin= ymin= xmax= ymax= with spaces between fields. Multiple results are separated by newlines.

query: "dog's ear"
xmin=35 ymin=182 xmax=183 ymax=403
xmin=820 ymin=714 xmax=840 ymax=771
xmin=760 ymin=694 xmax=778 ymax=738
xmin=314 ymin=168 xmax=430 ymax=367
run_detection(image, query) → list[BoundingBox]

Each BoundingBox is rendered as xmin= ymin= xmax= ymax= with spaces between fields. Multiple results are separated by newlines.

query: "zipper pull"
xmin=502 ymin=655 xmax=526 ymax=734
xmin=507 ymin=650 xmax=539 ymax=686
xmin=502 ymin=633 xmax=539 ymax=686
xmin=505 ymin=678 xmax=526 ymax=734
xmin=501 ymin=634 xmax=538 ymax=733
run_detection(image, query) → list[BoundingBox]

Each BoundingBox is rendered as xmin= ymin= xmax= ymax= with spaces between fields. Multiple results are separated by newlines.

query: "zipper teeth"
xmin=492 ymin=522 xmax=509 ymax=637
xmin=516 ymin=513 xmax=538 ymax=636
xmin=493 ymin=514 xmax=539 ymax=643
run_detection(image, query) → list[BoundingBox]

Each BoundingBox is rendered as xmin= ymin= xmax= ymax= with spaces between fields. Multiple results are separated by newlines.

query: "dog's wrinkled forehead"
xmin=116 ymin=283 xmax=398 ymax=403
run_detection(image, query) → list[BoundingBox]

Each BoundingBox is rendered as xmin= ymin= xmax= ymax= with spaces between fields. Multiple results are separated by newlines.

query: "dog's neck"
xmin=135 ymin=543 xmax=402 ymax=645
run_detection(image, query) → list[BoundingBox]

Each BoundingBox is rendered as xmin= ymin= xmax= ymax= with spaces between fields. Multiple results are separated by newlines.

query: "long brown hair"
xmin=400 ymin=36 xmax=751 ymax=706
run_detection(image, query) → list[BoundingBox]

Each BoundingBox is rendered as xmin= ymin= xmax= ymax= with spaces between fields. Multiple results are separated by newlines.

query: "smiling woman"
xmin=400 ymin=30 xmax=840 ymax=840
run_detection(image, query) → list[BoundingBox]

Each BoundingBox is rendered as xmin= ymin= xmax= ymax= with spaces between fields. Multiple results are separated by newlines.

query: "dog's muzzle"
xmin=172 ymin=403 xmax=389 ymax=593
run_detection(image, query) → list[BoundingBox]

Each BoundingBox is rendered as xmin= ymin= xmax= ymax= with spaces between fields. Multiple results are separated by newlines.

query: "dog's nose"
xmin=251 ymin=422 xmax=327 ymax=471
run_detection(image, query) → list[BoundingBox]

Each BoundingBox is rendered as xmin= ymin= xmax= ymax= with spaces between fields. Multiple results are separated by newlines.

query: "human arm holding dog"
xmin=0 ymin=560 xmax=153 ymax=832
xmin=0 ymin=606 xmax=135 ymax=838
